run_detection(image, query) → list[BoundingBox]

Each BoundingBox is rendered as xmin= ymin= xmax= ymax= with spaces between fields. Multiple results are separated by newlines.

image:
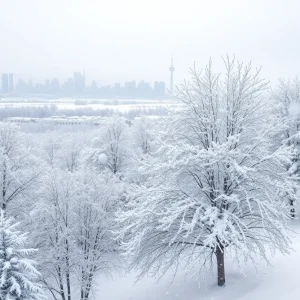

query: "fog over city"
xmin=1 ymin=0 xmax=300 ymax=85
xmin=1 ymin=1 xmax=300 ymax=300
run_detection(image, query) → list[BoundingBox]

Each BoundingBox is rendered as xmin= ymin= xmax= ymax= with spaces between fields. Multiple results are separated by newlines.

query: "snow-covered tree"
xmin=117 ymin=57 xmax=296 ymax=287
xmin=84 ymin=116 xmax=129 ymax=175
xmin=59 ymin=136 xmax=83 ymax=173
xmin=127 ymin=116 xmax=161 ymax=183
xmin=41 ymin=133 xmax=62 ymax=167
xmin=0 ymin=122 xmax=42 ymax=214
xmin=0 ymin=210 xmax=46 ymax=300
xmin=32 ymin=169 xmax=78 ymax=300
xmin=32 ymin=165 xmax=124 ymax=300
xmin=74 ymin=170 xmax=123 ymax=300
xmin=132 ymin=116 xmax=156 ymax=156
xmin=273 ymin=78 xmax=300 ymax=217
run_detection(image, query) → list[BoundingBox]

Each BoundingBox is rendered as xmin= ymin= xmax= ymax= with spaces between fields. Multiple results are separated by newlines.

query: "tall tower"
xmin=169 ymin=56 xmax=175 ymax=94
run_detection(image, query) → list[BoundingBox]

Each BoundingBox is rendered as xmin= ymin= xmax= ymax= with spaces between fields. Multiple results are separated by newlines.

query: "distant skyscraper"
xmin=154 ymin=81 xmax=166 ymax=97
xmin=169 ymin=56 xmax=175 ymax=94
xmin=1 ymin=73 xmax=9 ymax=93
xmin=90 ymin=80 xmax=98 ymax=93
xmin=137 ymin=80 xmax=152 ymax=97
xmin=50 ymin=78 xmax=60 ymax=94
xmin=8 ymin=73 xmax=14 ymax=91
xmin=62 ymin=78 xmax=74 ymax=95
xmin=125 ymin=80 xmax=136 ymax=97
xmin=73 ymin=71 xmax=85 ymax=93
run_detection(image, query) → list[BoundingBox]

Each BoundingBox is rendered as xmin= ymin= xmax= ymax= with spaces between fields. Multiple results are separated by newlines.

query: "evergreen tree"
xmin=0 ymin=210 xmax=46 ymax=300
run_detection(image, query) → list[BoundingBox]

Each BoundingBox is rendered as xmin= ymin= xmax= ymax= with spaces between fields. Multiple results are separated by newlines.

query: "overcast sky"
xmin=0 ymin=0 xmax=300 ymax=86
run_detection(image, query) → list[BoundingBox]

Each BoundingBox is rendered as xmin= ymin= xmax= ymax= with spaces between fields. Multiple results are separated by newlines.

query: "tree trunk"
xmin=216 ymin=246 xmax=225 ymax=287
xmin=65 ymin=238 xmax=72 ymax=300
xmin=2 ymin=161 xmax=7 ymax=211
xmin=57 ymin=265 xmax=66 ymax=300
xmin=290 ymin=199 xmax=295 ymax=218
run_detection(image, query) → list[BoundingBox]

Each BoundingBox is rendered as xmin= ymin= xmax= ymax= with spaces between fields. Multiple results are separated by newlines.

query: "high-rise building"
xmin=62 ymin=78 xmax=74 ymax=95
xmin=124 ymin=80 xmax=136 ymax=97
xmin=8 ymin=73 xmax=14 ymax=91
xmin=16 ymin=79 xmax=27 ymax=93
xmin=1 ymin=73 xmax=9 ymax=93
xmin=154 ymin=81 xmax=166 ymax=97
xmin=113 ymin=82 xmax=121 ymax=97
xmin=169 ymin=56 xmax=175 ymax=94
xmin=73 ymin=71 xmax=85 ymax=93
xmin=50 ymin=78 xmax=60 ymax=94
xmin=137 ymin=80 xmax=152 ymax=97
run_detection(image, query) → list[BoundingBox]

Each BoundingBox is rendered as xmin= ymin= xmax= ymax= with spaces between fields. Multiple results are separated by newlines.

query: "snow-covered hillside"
xmin=97 ymin=221 xmax=300 ymax=300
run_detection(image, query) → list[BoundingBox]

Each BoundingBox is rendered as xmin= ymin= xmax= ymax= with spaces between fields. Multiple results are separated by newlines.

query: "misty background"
xmin=1 ymin=2 xmax=300 ymax=300
xmin=1 ymin=0 xmax=300 ymax=86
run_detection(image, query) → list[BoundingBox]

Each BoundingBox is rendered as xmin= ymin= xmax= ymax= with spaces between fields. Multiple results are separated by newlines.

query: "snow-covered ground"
xmin=96 ymin=220 xmax=300 ymax=300
xmin=0 ymin=98 xmax=182 ymax=112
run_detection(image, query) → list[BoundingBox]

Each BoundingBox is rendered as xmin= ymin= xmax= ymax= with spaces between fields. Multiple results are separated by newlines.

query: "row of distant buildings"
xmin=0 ymin=71 xmax=167 ymax=99
xmin=1 ymin=58 xmax=176 ymax=99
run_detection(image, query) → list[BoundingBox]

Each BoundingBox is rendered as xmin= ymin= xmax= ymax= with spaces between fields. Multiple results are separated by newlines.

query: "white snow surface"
xmin=95 ymin=221 xmax=300 ymax=300
xmin=289 ymin=102 xmax=300 ymax=117
xmin=98 ymin=153 xmax=108 ymax=164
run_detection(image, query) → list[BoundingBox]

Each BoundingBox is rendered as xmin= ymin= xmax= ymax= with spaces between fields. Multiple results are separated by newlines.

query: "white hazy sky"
xmin=0 ymin=0 xmax=300 ymax=86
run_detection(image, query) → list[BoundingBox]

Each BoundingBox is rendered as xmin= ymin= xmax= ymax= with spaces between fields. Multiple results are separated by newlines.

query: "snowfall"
xmin=96 ymin=220 xmax=300 ymax=300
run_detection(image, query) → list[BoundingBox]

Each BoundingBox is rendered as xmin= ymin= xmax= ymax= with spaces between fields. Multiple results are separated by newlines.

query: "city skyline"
xmin=0 ymin=70 xmax=170 ymax=86
xmin=0 ymin=70 xmax=168 ymax=99
xmin=1 ymin=1 xmax=300 ymax=87
xmin=0 ymin=57 xmax=176 ymax=98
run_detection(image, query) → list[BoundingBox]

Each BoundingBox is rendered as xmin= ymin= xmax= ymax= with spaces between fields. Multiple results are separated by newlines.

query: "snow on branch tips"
xmin=116 ymin=56 xmax=296 ymax=287
xmin=0 ymin=210 xmax=46 ymax=300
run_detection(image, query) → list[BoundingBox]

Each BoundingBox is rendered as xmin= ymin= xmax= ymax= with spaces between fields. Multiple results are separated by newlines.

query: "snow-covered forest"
xmin=1 ymin=58 xmax=300 ymax=300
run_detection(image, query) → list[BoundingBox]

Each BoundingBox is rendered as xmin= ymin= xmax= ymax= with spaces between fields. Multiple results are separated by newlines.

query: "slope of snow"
xmin=96 ymin=221 xmax=300 ymax=300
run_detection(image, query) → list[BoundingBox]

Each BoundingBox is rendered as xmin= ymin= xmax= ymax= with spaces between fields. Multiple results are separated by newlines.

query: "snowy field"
xmin=0 ymin=98 xmax=182 ymax=112
xmin=97 ymin=220 xmax=300 ymax=300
